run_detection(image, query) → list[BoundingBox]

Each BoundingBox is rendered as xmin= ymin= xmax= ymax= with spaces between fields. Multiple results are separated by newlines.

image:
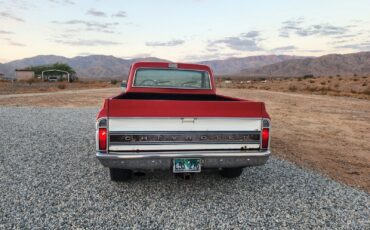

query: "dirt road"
xmin=1 ymin=88 xmax=369 ymax=192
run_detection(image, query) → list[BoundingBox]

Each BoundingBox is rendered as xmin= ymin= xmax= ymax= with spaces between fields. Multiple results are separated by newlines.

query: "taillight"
xmin=262 ymin=128 xmax=269 ymax=149
xmin=261 ymin=119 xmax=270 ymax=150
xmin=99 ymin=128 xmax=107 ymax=150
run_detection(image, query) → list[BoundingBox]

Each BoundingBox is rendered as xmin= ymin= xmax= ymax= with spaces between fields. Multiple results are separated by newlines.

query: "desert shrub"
xmin=0 ymin=79 xmax=8 ymax=83
xmin=110 ymin=79 xmax=118 ymax=85
xmin=353 ymin=73 xmax=357 ymax=77
xmin=297 ymin=78 xmax=302 ymax=81
xmin=320 ymin=82 xmax=326 ymax=85
xmin=26 ymin=78 xmax=37 ymax=85
xmin=353 ymin=78 xmax=359 ymax=81
xmin=351 ymin=89 xmax=357 ymax=94
xmin=362 ymin=83 xmax=367 ymax=86
xmin=307 ymin=86 xmax=317 ymax=92
xmin=309 ymin=80 xmax=315 ymax=83
xmin=363 ymin=88 xmax=370 ymax=95
xmin=329 ymin=76 xmax=333 ymax=79
xmin=334 ymin=84 xmax=339 ymax=88
xmin=338 ymin=78 xmax=343 ymax=81
xmin=336 ymin=74 xmax=341 ymax=77
xmin=57 ymin=84 xmax=66 ymax=89
xmin=288 ymin=85 xmax=297 ymax=91
xmin=303 ymin=74 xmax=314 ymax=79
xmin=328 ymin=80 xmax=331 ymax=83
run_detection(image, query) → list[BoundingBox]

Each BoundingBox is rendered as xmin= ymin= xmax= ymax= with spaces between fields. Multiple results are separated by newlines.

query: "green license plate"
xmin=173 ymin=158 xmax=201 ymax=173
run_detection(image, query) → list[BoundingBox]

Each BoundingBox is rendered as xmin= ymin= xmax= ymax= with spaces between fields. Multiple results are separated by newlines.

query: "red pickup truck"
xmin=96 ymin=62 xmax=271 ymax=181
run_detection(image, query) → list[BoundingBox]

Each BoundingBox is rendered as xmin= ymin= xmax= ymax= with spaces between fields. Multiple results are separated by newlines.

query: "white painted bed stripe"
xmin=108 ymin=118 xmax=262 ymax=132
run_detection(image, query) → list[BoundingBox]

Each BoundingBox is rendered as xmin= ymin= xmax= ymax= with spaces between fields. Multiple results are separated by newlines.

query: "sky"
xmin=1 ymin=0 xmax=370 ymax=63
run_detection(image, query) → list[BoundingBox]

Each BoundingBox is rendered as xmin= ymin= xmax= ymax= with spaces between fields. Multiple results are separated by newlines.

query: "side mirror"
xmin=120 ymin=82 xmax=127 ymax=92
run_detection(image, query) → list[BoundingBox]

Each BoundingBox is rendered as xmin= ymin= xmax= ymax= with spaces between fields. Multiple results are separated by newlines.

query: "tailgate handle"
xmin=181 ymin=118 xmax=196 ymax=123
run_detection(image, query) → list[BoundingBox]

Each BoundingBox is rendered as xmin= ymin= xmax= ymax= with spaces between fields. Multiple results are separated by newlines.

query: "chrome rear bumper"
xmin=96 ymin=150 xmax=270 ymax=170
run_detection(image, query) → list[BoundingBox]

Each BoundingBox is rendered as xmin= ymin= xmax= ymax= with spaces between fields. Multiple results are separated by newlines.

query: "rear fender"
xmin=97 ymin=99 xmax=109 ymax=119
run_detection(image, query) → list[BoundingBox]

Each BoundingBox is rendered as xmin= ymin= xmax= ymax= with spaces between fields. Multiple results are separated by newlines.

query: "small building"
xmin=15 ymin=69 xmax=35 ymax=80
xmin=41 ymin=70 xmax=73 ymax=82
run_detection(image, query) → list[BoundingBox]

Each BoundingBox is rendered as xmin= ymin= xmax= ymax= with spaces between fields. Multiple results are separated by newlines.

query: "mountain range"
xmin=0 ymin=55 xmax=168 ymax=79
xmin=199 ymin=55 xmax=305 ymax=75
xmin=1 ymin=52 xmax=370 ymax=79
xmin=0 ymin=54 xmax=303 ymax=79
xmin=239 ymin=52 xmax=370 ymax=77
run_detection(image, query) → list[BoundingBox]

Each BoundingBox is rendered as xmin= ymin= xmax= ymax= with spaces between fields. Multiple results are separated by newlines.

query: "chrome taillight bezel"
xmin=96 ymin=117 xmax=108 ymax=152
xmin=261 ymin=118 xmax=271 ymax=150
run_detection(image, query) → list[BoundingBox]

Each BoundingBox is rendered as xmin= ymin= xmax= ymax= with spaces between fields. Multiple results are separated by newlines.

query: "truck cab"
xmin=96 ymin=62 xmax=271 ymax=181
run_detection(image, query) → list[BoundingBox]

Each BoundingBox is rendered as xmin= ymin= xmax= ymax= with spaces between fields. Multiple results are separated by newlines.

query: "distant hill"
xmin=199 ymin=55 xmax=306 ymax=75
xmin=0 ymin=54 xmax=307 ymax=79
xmin=0 ymin=55 xmax=168 ymax=79
xmin=238 ymin=52 xmax=370 ymax=77
xmin=7 ymin=52 xmax=370 ymax=79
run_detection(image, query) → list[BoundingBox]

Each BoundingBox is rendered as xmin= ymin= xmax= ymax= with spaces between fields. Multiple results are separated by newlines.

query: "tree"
xmin=26 ymin=63 xmax=76 ymax=76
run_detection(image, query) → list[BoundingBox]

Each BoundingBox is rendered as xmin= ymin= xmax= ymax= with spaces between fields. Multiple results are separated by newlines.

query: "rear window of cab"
xmin=133 ymin=68 xmax=211 ymax=89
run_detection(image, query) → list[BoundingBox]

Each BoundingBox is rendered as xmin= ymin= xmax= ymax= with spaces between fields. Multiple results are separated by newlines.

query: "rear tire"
xmin=220 ymin=167 xmax=244 ymax=178
xmin=109 ymin=168 xmax=133 ymax=182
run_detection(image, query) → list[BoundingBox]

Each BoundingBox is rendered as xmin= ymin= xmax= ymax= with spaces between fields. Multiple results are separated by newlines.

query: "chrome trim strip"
xmin=96 ymin=150 xmax=270 ymax=159
xmin=109 ymin=131 xmax=260 ymax=145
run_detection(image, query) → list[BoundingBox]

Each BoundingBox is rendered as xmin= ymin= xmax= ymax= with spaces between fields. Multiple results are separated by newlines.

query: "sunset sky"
xmin=1 ymin=0 xmax=370 ymax=63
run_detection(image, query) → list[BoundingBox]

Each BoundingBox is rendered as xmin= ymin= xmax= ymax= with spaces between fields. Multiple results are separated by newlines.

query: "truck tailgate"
xmin=107 ymin=99 xmax=265 ymax=152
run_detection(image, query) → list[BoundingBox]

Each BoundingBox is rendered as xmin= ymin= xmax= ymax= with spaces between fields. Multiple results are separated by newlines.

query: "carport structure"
xmin=41 ymin=69 xmax=71 ymax=82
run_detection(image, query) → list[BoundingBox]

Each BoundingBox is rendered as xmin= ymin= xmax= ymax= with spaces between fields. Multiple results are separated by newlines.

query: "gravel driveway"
xmin=0 ymin=107 xmax=369 ymax=229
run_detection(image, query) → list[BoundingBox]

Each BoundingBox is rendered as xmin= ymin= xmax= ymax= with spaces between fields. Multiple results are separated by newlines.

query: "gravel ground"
xmin=0 ymin=107 xmax=369 ymax=229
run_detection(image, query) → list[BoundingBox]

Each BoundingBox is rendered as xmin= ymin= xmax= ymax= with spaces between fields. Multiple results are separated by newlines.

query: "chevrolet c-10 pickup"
xmin=96 ymin=62 xmax=271 ymax=181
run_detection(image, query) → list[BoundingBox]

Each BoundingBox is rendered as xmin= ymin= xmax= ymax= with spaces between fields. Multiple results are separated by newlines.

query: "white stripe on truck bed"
xmin=108 ymin=118 xmax=262 ymax=132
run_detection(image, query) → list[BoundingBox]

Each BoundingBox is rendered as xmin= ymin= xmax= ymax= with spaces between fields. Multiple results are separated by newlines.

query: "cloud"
xmin=279 ymin=18 xmax=304 ymax=37
xmin=48 ymin=0 xmax=74 ymax=5
xmin=2 ymin=38 xmax=26 ymax=47
xmin=77 ymin=52 xmax=96 ymax=56
xmin=304 ymin=49 xmax=324 ymax=53
xmin=112 ymin=11 xmax=127 ymax=18
xmin=121 ymin=53 xmax=152 ymax=59
xmin=183 ymin=52 xmax=239 ymax=62
xmin=209 ymin=31 xmax=263 ymax=51
xmin=271 ymin=45 xmax=297 ymax=52
xmin=52 ymin=20 xmax=119 ymax=33
xmin=335 ymin=41 xmax=370 ymax=51
xmin=0 ymin=11 xmax=24 ymax=22
xmin=242 ymin=30 xmax=260 ymax=38
xmin=87 ymin=8 xmax=107 ymax=17
xmin=146 ymin=39 xmax=185 ymax=47
xmin=9 ymin=41 xmax=26 ymax=47
xmin=54 ymin=39 xmax=121 ymax=46
xmin=0 ymin=30 xmax=14 ymax=34
xmin=279 ymin=18 xmax=349 ymax=37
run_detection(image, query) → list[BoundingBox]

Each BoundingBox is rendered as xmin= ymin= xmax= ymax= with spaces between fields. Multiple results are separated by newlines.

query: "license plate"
xmin=173 ymin=158 xmax=201 ymax=173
